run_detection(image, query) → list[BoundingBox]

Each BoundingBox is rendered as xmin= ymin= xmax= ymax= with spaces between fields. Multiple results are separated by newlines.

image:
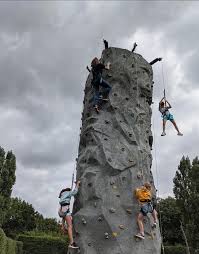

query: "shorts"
xmin=162 ymin=113 xmax=174 ymax=121
xmin=140 ymin=202 xmax=154 ymax=216
xmin=58 ymin=205 xmax=71 ymax=218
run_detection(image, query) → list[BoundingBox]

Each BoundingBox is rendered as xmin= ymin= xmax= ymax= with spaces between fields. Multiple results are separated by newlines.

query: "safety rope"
xmin=151 ymin=60 xmax=168 ymax=253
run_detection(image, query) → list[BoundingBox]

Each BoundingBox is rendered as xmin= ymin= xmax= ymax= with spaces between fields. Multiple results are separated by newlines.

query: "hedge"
xmin=163 ymin=245 xmax=187 ymax=254
xmin=0 ymin=228 xmax=23 ymax=254
xmin=18 ymin=234 xmax=68 ymax=254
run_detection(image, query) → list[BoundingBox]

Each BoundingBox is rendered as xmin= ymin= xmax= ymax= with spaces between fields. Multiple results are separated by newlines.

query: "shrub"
xmin=18 ymin=234 xmax=68 ymax=254
xmin=163 ymin=245 xmax=187 ymax=254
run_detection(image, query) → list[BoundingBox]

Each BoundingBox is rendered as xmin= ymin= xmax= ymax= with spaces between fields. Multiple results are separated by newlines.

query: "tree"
xmin=0 ymin=147 xmax=16 ymax=226
xmin=158 ymin=197 xmax=183 ymax=245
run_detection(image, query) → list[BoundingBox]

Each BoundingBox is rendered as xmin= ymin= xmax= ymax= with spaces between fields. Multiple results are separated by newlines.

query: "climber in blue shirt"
xmin=159 ymin=97 xmax=183 ymax=136
xmin=58 ymin=180 xmax=80 ymax=249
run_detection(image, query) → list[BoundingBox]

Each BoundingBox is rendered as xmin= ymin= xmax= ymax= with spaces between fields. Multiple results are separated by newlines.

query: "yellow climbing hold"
xmin=112 ymin=185 xmax=117 ymax=190
xmin=119 ymin=225 xmax=125 ymax=230
xmin=112 ymin=232 xmax=118 ymax=237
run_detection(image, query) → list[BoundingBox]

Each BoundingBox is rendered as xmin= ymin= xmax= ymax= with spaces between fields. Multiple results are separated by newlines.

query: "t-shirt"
xmin=59 ymin=186 xmax=78 ymax=205
xmin=159 ymin=106 xmax=170 ymax=116
xmin=135 ymin=187 xmax=152 ymax=202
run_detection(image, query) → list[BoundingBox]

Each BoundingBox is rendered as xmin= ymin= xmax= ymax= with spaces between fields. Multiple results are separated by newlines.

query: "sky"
xmin=0 ymin=1 xmax=199 ymax=218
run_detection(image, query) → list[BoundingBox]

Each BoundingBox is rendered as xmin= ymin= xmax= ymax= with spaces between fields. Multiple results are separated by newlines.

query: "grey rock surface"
xmin=71 ymin=48 xmax=161 ymax=254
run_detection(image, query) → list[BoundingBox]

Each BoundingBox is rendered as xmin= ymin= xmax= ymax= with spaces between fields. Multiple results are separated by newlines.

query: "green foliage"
xmin=0 ymin=228 xmax=23 ymax=254
xmin=3 ymin=198 xmax=36 ymax=238
xmin=0 ymin=147 xmax=16 ymax=226
xmin=18 ymin=234 xmax=68 ymax=254
xmin=173 ymin=156 xmax=199 ymax=253
xmin=158 ymin=197 xmax=183 ymax=245
xmin=163 ymin=245 xmax=186 ymax=254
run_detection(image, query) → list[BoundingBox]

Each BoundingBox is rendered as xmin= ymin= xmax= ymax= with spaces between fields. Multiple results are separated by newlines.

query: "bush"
xmin=163 ymin=245 xmax=187 ymax=254
xmin=18 ymin=234 xmax=68 ymax=254
xmin=0 ymin=228 xmax=23 ymax=254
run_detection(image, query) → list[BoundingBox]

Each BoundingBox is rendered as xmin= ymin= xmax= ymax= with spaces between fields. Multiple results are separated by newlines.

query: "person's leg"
xmin=170 ymin=119 xmax=183 ymax=135
xmin=137 ymin=212 xmax=144 ymax=235
xmin=65 ymin=215 xmax=74 ymax=245
xmin=161 ymin=119 xmax=167 ymax=136
xmin=152 ymin=209 xmax=158 ymax=224
xmin=100 ymin=79 xmax=111 ymax=97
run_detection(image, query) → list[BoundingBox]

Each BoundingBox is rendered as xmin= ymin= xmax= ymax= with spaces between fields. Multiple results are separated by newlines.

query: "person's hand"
xmin=76 ymin=180 xmax=81 ymax=186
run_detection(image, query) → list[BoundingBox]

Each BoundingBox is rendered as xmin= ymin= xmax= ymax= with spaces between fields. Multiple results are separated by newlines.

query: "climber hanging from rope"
xmin=91 ymin=57 xmax=112 ymax=113
xmin=135 ymin=182 xmax=158 ymax=240
xmin=159 ymin=92 xmax=183 ymax=136
xmin=58 ymin=180 xmax=81 ymax=249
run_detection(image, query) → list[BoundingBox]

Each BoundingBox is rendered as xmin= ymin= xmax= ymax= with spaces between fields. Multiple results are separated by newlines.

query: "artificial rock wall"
xmin=70 ymin=48 xmax=161 ymax=254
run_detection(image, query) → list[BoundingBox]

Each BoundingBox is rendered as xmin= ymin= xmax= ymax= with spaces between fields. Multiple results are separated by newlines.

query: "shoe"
xmin=94 ymin=105 xmax=100 ymax=114
xmin=177 ymin=132 xmax=183 ymax=136
xmin=135 ymin=233 xmax=145 ymax=240
xmin=152 ymin=222 xmax=157 ymax=229
xmin=69 ymin=242 xmax=79 ymax=249
xmin=161 ymin=132 xmax=166 ymax=136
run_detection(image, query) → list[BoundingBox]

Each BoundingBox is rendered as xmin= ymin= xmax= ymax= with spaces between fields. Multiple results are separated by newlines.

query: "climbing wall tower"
xmin=69 ymin=48 xmax=161 ymax=254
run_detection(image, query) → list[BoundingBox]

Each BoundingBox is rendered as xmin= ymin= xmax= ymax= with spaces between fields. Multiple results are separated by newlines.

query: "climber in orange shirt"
xmin=134 ymin=182 xmax=158 ymax=240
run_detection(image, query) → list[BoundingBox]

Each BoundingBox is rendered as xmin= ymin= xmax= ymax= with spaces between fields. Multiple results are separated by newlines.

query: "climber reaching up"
xmin=91 ymin=57 xmax=112 ymax=113
xmin=58 ymin=180 xmax=81 ymax=249
xmin=135 ymin=182 xmax=158 ymax=240
xmin=159 ymin=97 xmax=183 ymax=136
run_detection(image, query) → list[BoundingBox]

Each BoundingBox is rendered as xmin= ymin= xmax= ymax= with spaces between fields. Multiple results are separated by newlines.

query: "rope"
xmin=151 ymin=60 xmax=167 ymax=253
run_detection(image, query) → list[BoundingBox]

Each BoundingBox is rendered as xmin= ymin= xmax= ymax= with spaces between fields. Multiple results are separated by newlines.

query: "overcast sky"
xmin=0 ymin=1 xmax=198 ymax=218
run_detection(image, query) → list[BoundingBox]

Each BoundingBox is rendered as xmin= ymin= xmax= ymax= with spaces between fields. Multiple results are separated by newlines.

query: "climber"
xmin=150 ymin=57 xmax=162 ymax=65
xmin=58 ymin=180 xmax=81 ymax=249
xmin=159 ymin=97 xmax=183 ymax=136
xmin=132 ymin=42 xmax=137 ymax=52
xmin=91 ymin=57 xmax=112 ymax=113
xmin=103 ymin=39 xmax=108 ymax=49
xmin=135 ymin=182 xmax=158 ymax=240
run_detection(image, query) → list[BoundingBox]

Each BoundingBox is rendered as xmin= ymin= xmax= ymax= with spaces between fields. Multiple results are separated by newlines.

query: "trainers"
xmin=177 ymin=132 xmax=183 ymax=136
xmin=161 ymin=131 xmax=166 ymax=136
xmin=94 ymin=105 xmax=100 ymax=114
xmin=135 ymin=233 xmax=145 ymax=239
xmin=152 ymin=222 xmax=157 ymax=229
xmin=69 ymin=242 xmax=79 ymax=249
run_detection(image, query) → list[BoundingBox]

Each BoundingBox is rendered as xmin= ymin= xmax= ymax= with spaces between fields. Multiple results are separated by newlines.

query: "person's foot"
xmin=94 ymin=105 xmax=100 ymax=113
xmin=69 ymin=242 xmax=79 ymax=249
xmin=152 ymin=222 xmax=157 ymax=229
xmin=177 ymin=132 xmax=183 ymax=136
xmin=135 ymin=233 xmax=145 ymax=239
xmin=161 ymin=131 xmax=166 ymax=136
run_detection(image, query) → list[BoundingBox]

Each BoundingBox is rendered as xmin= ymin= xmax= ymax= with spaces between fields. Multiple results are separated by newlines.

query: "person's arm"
xmin=104 ymin=62 xmax=111 ymax=70
xmin=70 ymin=181 xmax=81 ymax=196
xmin=159 ymin=97 xmax=165 ymax=111
xmin=86 ymin=66 xmax=91 ymax=72
xmin=165 ymin=100 xmax=172 ymax=109
xmin=150 ymin=57 xmax=162 ymax=65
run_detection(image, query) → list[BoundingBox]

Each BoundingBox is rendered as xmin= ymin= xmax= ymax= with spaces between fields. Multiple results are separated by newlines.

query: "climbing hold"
xmin=126 ymin=209 xmax=132 ymax=214
xmin=108 ymin=73 xmax=112 ymax=77
xmin=114 ymin=107 xmax=118 ymax=110
xmin=125 ymin=97 xmax=129 ymax=101
xmin=132 ymin=64 xmax=134 ymax=68
xmin=105 ymin=120 xmax=110 ymax=124
xmin=116 ymin=194 xmax=120 ymax=197
xmin=129 ymin=159 xmax=134 ymax=163
xmin=109 ymin=208 xmax=116 ymax=213
xmin=129 ymin=133 xmax=132 ymax=137
xmin=112 ymin=185 xmax=117 ymax=190
xmin=98 ymin=217 xmax=103 ymax=222
xmin=94 ymin=202 xmax=97 ymax=208
xmin=104 ymin=233 xmax=109 ymax=239
xmin=86 ymin=113 xmax=90 ymax=117
xmin=104 ymin=138 xmax=108 ymax=141
xmin=88 ymin=183 xmax=92 ymax=187
xmin=76 ymin=158 xmax=78 ymax=162
xmin=113 ymin=93 xmax=117 ymax=97
xmin=137 ymin=172 xmax=143 ymax=179
xmin=133 ymin=87 xmax=137 ymax=90
xmin=110 ymin=179 xmax=115 ymax=185
xmin=119 ymin=224 xmax=125 ymax=230
xmin=88 ymin=242 xmax=92 ymax=246
xmin=122 ymin=176 xmax=126 ymax=181
xmin=112 ymin=232 xmax=118 ymax=237
xmin=82 ymin=218 xmax=87 ymax=225
xmin=108 ymin=158 xmax=112 ymax=162
xmin=121 ymin=148 xmax=125 ymax=151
